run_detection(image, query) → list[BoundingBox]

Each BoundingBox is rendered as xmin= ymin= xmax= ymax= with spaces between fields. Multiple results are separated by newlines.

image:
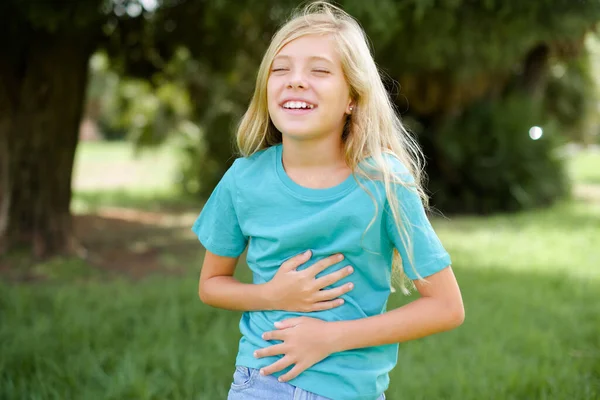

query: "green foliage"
xmin=169 ymin=0 xmax=599 ymax=210
xmin=427 ymin=94 xmax=570 ymax=213
xmin=544 ymin=34 xmax=600 ymax=145
xmin=81 ymin=0 xmax=600 ymax=211
xmin=343 ymin=0 xmax=600 ymax=77
xmin=87 ymin=51 xmax=195 ymax=144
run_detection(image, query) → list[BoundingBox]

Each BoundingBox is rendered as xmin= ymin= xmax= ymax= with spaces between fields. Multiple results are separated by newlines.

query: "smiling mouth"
xmin=281 ymin=101 xmax=316 ymax=110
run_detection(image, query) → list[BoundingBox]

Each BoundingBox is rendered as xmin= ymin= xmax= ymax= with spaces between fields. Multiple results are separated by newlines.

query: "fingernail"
xmin=347 ymin=266 xmax=353 ymax=273
xmin=274 ymin=321 xmax=281 ymax=327
xmin=304 ymin=250 xmax=311 ymax=257
xmin=253 ymin=351 xmax=258 ymax=357
xmin=260 ymin=369 xmax=265 ymax=375
xmin=338 ymin=299 xmax=344 ymax=305
xmin=338 ymin=254 xmax=344 ymax=261
xmin=348 ymin=283 xmax=354 ymax=289
xmin=278 ymin=377 xmax=283 ymax=382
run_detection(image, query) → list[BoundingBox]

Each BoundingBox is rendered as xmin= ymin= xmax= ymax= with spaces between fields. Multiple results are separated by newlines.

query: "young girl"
xmin=193 ymin=2 xmax=464 ymax=399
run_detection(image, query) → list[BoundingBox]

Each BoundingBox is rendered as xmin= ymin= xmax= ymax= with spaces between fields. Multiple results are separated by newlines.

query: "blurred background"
xmin=1 ymin=0 xmax=599 ymax=399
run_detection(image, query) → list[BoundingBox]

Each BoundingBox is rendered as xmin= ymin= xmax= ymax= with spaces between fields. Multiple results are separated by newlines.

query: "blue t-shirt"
xmin=192 ymin=144 xmax=450 ymax=400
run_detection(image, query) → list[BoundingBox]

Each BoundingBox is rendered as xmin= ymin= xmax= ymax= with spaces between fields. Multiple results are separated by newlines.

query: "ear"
xmin=345 ymin=101 xmax=355 ymax=115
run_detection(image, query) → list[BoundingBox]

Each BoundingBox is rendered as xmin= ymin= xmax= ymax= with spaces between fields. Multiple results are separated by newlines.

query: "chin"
xmin=279 ymin=127 xmax=322 ymax=141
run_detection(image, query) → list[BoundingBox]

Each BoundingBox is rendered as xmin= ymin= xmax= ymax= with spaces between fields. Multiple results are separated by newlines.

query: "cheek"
xmin=266 ymin=81 xmax=274 ymax=102
xmin=321 ymin=80 xmax=350 ymax=109
xmin=266 ymin=82 xmax=278 ymax=112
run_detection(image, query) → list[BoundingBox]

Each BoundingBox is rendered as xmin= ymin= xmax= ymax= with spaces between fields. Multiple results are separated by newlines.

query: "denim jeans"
xmin=227 ymin=366 xmax=386 ymax=400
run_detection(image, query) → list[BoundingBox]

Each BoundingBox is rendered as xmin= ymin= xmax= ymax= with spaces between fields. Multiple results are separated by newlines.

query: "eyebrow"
xmin=272 ymin=55 xmax=334 ymax=64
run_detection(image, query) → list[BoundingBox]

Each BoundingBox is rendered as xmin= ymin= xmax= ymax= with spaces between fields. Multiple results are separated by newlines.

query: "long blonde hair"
xmin=236 ymin=1 xmax=429 ymax=293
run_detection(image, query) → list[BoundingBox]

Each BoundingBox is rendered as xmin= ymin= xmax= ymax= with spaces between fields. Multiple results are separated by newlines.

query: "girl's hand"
xmin=264 ymin=250 xmax=354 ymax=312
xmin=254 ymin=317 xmax=338 ymax=382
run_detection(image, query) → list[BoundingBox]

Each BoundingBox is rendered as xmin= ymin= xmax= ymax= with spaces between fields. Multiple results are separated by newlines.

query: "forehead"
xmin=274 ymin=34 xmax=340 ymax=64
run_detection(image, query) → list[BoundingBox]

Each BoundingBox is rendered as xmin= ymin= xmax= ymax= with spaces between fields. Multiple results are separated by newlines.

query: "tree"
xmin=0 ymin=0 xmax=294 ymax=258
xmin=0 ymin=1 xmax=106 ymax=256
xmin=0 ymin=0 xmax=220 ymax=257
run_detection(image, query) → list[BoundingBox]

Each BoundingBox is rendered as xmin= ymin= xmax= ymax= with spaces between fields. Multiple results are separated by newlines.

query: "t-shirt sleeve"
xmin=191 ymin=161 xmax=248 ymax=258
xmin=385 ymin=171 xmax=451 ymax=280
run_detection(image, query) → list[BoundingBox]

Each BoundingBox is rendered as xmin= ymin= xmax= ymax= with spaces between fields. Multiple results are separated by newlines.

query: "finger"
xmin=310 ymin=298 xmax=345 ymax=311
xmin=316 ymin=282 xmax=354 ymax=302
xmin=306 ymin=253 xmax=345 ymax=277
xmin=314 ymin=265 xmax=354 ymax=290
xmin=281 ymin=250 xmax=312 ymax=271
xmin=273 ymin=317 xmax=306 ymax=329
xmin=262 ymin=329 xmax=286 ymax=341
xmin=278 ymin=364 xmax=307 ymax=382
xmin=260 ymin=356 xmax=294 ymax=376
xmin=254 ymin=343 xmax=286 ymax=359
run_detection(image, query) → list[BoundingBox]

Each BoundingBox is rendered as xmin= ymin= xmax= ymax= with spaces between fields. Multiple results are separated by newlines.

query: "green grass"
xmin=568 ymin=149 xmax=600 ymax=185
xmin=72 ymin=141 xmax=181 ymax=200
xmin=1 ymin=143 xmax=599 ymax=400
xmin=73 ymin=140 xmax=179 ymax=170
xmin=71 ymin=141 xmax=199 ymax=213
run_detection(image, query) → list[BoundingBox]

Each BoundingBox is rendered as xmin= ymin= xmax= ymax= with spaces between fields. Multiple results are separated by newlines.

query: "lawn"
xmin=1 ymin=142 xmax=599 ymax=400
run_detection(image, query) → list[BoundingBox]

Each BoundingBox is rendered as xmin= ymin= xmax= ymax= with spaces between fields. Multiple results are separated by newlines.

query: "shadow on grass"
xmin=0 ymin=263 xmax=598 ymax=400
xmin=0 ymin=207 xmax=204 ymax=283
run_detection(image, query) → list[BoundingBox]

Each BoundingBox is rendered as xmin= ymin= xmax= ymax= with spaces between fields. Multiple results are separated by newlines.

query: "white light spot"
xmin=529 ymin=126 xmax=543 ymax=140
xmin=140 ymin=0 xmax=158 ymax=12
xmin=126 ymin=3 xmax=143 ymax=17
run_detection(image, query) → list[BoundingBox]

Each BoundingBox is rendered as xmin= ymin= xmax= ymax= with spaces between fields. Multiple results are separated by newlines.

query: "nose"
xmin=287 ymin=71 xmax=306 ymax=89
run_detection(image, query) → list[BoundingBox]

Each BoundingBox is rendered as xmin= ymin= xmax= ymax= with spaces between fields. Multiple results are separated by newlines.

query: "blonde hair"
xmin=236 ymin=1 xmax=429 ymax=293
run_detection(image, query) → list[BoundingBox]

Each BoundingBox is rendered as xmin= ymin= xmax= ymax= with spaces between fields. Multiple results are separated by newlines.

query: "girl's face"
xmin=267 ymin=34 xmax=353 ymax=141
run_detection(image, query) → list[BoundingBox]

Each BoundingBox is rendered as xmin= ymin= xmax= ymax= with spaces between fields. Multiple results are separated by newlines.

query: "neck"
xmin=281 ymin=134 xmax=346 ymax=170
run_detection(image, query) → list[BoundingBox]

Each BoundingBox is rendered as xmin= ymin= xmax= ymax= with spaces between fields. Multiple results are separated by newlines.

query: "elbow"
xmin=199 ymin=290 xmax=214 ymax=306
xmin=448 ymin=302 xmax=465 ymax=328
xmin=198 ymin=281 xmax=211 ymax=305
xmin=198 ymin=289 xmax=207 ymax=304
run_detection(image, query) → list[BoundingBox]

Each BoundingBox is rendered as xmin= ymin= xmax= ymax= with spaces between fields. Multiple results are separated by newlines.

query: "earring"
xmin=349 ymin=106 xmax=354 ymax=113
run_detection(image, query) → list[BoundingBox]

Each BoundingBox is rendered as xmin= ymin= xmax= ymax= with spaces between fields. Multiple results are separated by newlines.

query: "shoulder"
xmin=228 ymin=145 xmax=277 ymax=182
xmin=358 ymin=152 xmax=415 ymax=185
xmin=358 ymin=152 xmax=425 ymax=210
xmin=384 ymin=153 xmax=413 ymax=181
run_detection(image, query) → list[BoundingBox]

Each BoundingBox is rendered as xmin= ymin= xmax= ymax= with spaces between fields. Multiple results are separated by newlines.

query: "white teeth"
xmin=283 ymin=101 xmax=314 ymax=109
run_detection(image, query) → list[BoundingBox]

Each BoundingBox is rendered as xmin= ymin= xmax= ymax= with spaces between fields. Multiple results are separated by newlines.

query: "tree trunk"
xmin=0 ymin=32 xmax=95 ymax=257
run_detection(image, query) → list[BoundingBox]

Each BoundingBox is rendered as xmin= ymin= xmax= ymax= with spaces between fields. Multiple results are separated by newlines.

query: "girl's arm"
xmin=256 ymin=265 xmax=464 ymax=381
xmin=198 ymin=251 xmax=269 ymax=311
xmin=328 ymin=265 xmax=463 ymax=350
xmin=199 ymin=250 xmax=355 ymax=312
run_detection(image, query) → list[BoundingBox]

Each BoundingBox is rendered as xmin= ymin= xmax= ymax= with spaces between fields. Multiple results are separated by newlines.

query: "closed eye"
xmin=313 ymin=69 xmax=330 ymax=74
